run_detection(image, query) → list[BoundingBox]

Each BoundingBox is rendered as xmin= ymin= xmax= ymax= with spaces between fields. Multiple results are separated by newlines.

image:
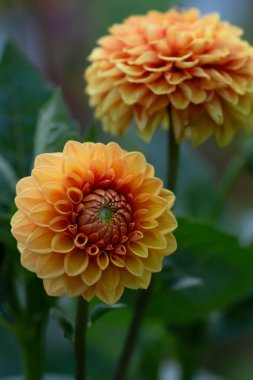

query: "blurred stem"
xmin=74 ymin=297 xmax=89 ymax=380
xmin=113 ymin=110 xmax=180 ymax=380
xmin=210 ymin=154 xmax=246 ymax=219
xmin=168 ymin=111 xmax=179 ymax=191
xmin=20 ymin=328 xmax=44 ymax=380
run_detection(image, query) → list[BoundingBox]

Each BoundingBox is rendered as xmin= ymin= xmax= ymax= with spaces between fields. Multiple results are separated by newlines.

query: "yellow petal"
xmin=64 ymin=250 xmax=89 ymax=276
xmin=139 ymin=271 xmax=152 ymax=289
xmin=96 ymin=251 xmax=110 ymax=270
xmin=36 ymin=253 xmax=65 ymax=279
xmin=81 ymin=261 xmax=102 ymax=286
xmin=142 ymin=230 xmax=167 ymax=249
xmin=128 ymin=241 xmax=149 ymax=258
xmin=100 ymin=266 xmax=120 ymax=290
xmin=125 ymin=255 xmax=144 ymax=277
xmin=156 ymin=233 xmax=177 ymax=255
xmin=43 ymin=275 xmax=65 ymax=296
xmin=64 ymin=276 xmax=87 ymax=296
xmin=143 ymin=251 xmax=163 ymax=272
xmin=51 ymin=233 xmax=75 ymax=253
xmin=157 ymin=211 xmax=178 ymax=234
xmin=26 ymin=227 xmax=55 ymax=254
xmin=120 ymin=269 xmax=139 ymax=289
xmin=96 ymin=283 xmax=124 ymax=305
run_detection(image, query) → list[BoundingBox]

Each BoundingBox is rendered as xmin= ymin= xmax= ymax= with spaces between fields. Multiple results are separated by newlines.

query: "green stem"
xmin=113 ymin=110 xmax=180 ymax=380
xmin=210 ymin=154 xmax=246 ymax=219
xmin=20 ymin=327 xmax=44 ymax=380
xmin=168 ymin=115 xmax=180 ymax=191
xmin=113 ymin=286 xmax=152 ymax=380
xmin=74 ymin=297 xmax=89 ymax=380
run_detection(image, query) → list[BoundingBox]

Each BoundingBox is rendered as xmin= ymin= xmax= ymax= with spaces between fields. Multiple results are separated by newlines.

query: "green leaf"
xmin=0 ymin=153 xmax=17 ymax=211
xmin=50 ymin=307 xmax=74 ymax=343
xmin=34 ymin=88 xmax=80 ymax=156
xmin=89 ymin=303 xmax=126 ymax=326
xmin=0 ymin=39 xmax=52 ymax=177
xmin=149 ymin=217 xmax=253 ymax=324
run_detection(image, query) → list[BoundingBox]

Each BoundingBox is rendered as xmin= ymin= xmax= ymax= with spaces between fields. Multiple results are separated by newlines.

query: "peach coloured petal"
xmin=63 ymin=156 xmax=87 ymax=177
xmin=15 ymin=188 xmax=44 ymax=213
xmin=63 ymin=140 xmax=91 ymax=163
xmin=20 ymin=248 xmax=37 ymax=271
xmin=32 ymin=166 xmax=63 ymax=188
xmin=26 ymin=227 xmax=55 ymax=254
xmin=64 ymin=250 xmax=89 ymax=276
xmin=36 ymin=253 xmax=65 ymax=279
xmin=11 ymin=214 xmax=36 ymax=244
xmin=29 ymin=203 xmax=57 ymax=226
xmin=67 ymin=187 xmax=83 ymax=204
xmin=16 ymin=176 xmax=35 ymax=193
xmin=54 ymin=200 xmax=73 ymax=215
xmin=34 ymin=153 xmax=63 ymax=168
xmin=41 ymin=182 xmax=66 ymax=204
xmin=49 ymin=216 xmax=69 ymax=232
xmin=139 ymin=271 xmax=152 ymax=289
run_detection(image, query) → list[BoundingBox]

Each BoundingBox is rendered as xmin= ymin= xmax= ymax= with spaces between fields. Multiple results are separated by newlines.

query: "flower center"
xmin=76 ymin=188 xmax=133 ymax=247
xmin=99 ymin=206 xmax=115 ymax=224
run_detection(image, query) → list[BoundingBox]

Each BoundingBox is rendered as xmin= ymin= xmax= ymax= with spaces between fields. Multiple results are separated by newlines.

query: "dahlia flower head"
xmin=85 ymin=8 xmax=253 ymax=146
xmin=11 ymin=141 xmax=177 ymax=304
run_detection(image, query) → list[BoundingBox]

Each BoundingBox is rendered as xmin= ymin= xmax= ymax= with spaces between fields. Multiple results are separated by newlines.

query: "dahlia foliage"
xmin=11 ymin=141 xmax=177 ymax=304
xmin=85 ymin=8 xmax=253 ymax=146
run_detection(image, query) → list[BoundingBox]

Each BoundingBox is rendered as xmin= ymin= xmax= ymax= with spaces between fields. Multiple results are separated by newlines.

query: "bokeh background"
xmin=1 ymin=1 xmax=253 ymax=379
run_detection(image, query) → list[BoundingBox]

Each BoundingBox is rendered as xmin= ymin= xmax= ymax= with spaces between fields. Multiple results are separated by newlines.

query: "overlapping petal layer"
xmin=85 ymin=8 xmax=253 ymax=146
xmin=11 ymin=141 xmax=177 ymax=304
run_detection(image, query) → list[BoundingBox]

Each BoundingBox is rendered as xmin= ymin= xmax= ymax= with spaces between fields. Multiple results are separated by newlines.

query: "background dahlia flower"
xmin=11 ymin=141 xmax=177 ymax=304
xmin=85 ymin=8 xmax=253 ymax=146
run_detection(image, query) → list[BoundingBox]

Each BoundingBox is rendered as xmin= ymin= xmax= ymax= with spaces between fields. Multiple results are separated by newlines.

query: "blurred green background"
xmin=1 ymin=1 xmax=253 ymax=379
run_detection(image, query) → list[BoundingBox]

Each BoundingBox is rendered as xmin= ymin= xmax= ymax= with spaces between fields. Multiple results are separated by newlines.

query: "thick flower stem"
xmin=74 ymin=297 xmax=89 ymax=380
xmin=20 ymin=329 xmax=44 ymax=380
xmin=113 ymin=113 xmax=180 ymax=380
xmin=113 ymin=285 xmax=152 ymax=380
xmin=168 ymin=110 xmax=179 ymax=192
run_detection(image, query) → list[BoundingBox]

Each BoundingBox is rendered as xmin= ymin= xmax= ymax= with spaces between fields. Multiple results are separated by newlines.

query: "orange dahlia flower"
xmin=85 ymin=8 xmax=253 ymax=146
xmin=11 ymin=141 xmax=177 ymax=304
